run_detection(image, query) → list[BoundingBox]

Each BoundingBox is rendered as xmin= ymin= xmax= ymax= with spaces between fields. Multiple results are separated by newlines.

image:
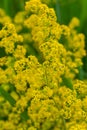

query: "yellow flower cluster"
xmin=0 ymin=23 xmax=23 ymax=54
xmin=0 ymin=0 xmax=87 ymax=130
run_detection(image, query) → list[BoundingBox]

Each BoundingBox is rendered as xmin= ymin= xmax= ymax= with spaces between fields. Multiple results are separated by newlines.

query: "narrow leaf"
xmin=0 ymin=85 xmax=16 ymax=106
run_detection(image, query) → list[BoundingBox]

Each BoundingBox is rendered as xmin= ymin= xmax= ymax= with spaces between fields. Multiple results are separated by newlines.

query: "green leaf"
xmin=61 ymin=76 xmax=73 ymax=90
xmin=56 ymin=0 xmax=61 ymax=23
xmin=80 ymin=0 xmax=87 ymax=29
xmin=0 ymin=85 xmax=16 ymax=106
xmin=77 ymin=66 xmax=84 ymax=80
xmin=0 ymin=84 xmax=29 ymax=121
xmin=20 ymin=110 xmax=29 ymax=120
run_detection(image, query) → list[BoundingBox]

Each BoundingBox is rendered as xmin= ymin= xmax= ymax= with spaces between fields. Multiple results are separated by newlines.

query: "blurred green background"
xmin=0 ymin=0 xmax=87 ymax=79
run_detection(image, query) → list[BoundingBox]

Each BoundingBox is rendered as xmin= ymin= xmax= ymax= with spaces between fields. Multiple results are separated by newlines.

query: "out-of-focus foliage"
xmin=0 ymin=0 xmax=25 ymax=17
